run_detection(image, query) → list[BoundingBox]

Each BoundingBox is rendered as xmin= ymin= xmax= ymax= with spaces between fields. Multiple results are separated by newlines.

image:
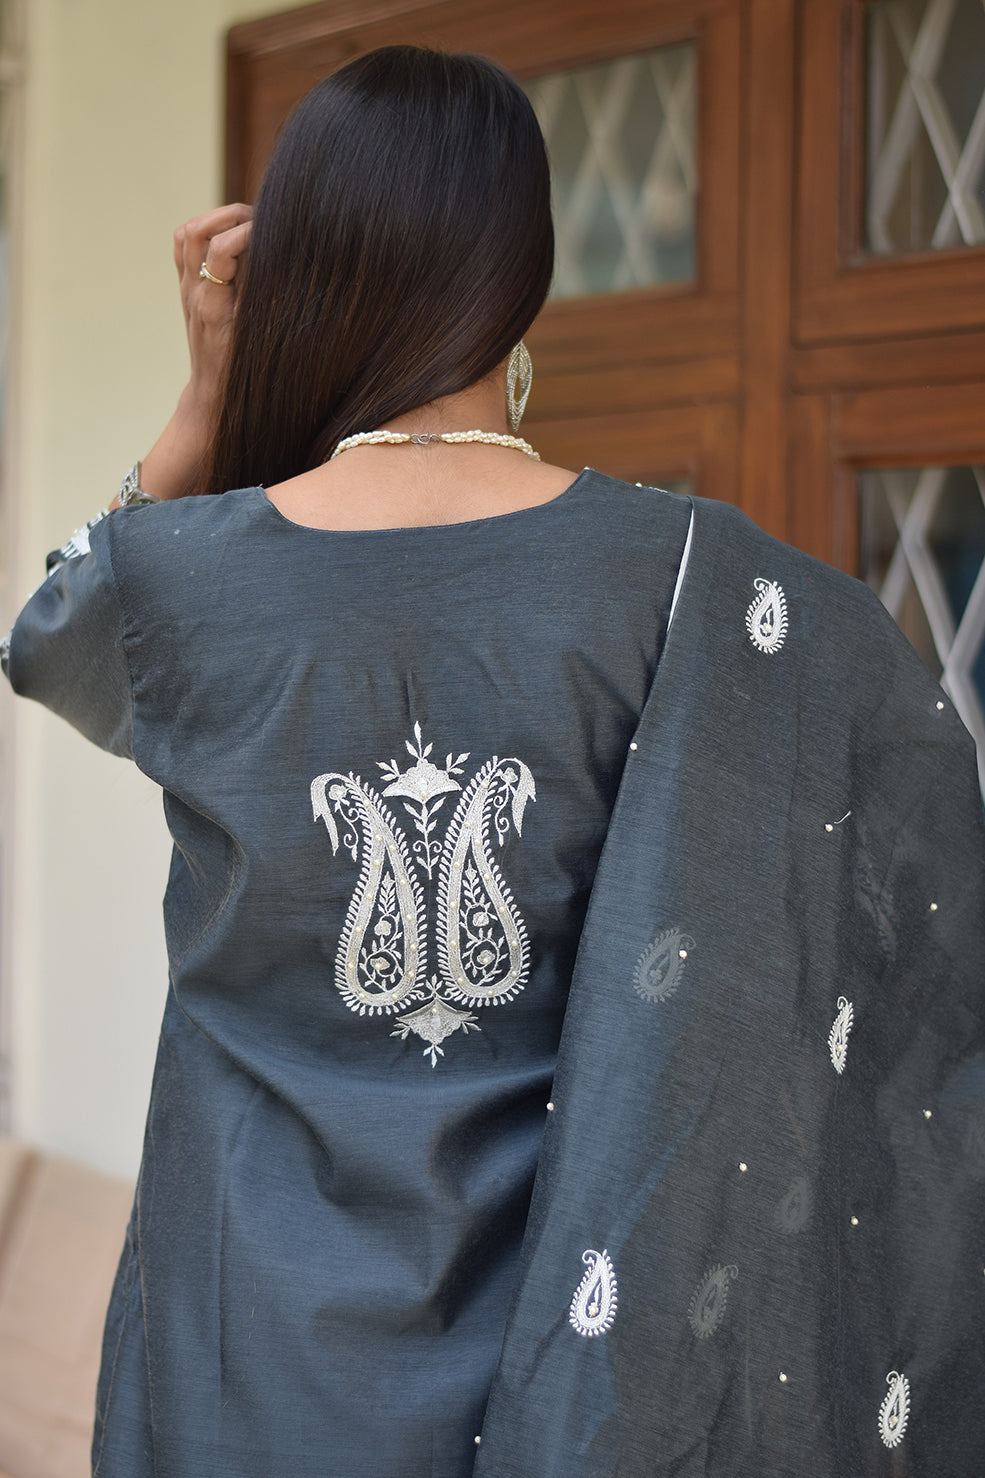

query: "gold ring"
xmin=198 ymin=263 xmax=228 ymax=285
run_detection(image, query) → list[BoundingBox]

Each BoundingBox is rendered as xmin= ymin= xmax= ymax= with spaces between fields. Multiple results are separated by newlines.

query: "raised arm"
xmin=114 ymin=203 xmax=253 ymax=506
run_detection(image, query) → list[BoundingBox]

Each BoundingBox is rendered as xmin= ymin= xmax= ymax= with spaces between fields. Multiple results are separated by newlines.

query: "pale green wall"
xmin=4 ymin=0 xmax=302 ymax=1177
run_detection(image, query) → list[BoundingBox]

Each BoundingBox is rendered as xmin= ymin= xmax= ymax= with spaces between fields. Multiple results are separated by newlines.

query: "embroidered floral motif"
xmin=389 ymin=982 xmax=480 ymax=1068
xmin=436 ymin=757 xmax=534 ymax=1007
xmin=378 ymin=727 xmax=468 ymax=878
xmin=745 ymin=577 xmax=788 ymax=654
xmin=569 ymin=1249 xmax=618 ymax=1337
xmin=828 ymin=996 xmax=854 ymax=1075
xmin=310 ymin=772 xmax=427 ymax=1017
xmin=688 ymin=1264 xmax=739 ymax=1339
xmin=633 ymin=927 xmax=695 ymax=1003
xmin=879 ymin=1371 xmax=910 ymax=1448
xmin=311 ymin=724 xmax=535 ymax=1064
xmin=774 ymin=1175 xmax=812 ymax=1234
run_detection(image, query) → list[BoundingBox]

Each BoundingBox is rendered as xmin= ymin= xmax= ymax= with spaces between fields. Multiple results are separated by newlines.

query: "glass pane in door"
xmin=865 ymin=0 xmax=985 ymax=253
xmin=524 ymin=44 xmax=697 ymax=299
xmin=859 ymin=464 xmax=985 ymax=788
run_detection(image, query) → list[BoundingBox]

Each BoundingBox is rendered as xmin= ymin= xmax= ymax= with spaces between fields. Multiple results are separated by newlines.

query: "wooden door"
xmin=226 ymin=0 xmax=985 ymax=771
xmin=789 ymin=0 xmax=985 ymax=782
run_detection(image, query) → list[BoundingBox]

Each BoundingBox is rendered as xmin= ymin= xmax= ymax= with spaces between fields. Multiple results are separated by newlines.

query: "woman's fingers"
xmin=175 ymin=203 xmax=253 ymax=285
xmin=199 ymin=218 xmax=253 ymax=286
xmin=170 ymin=203 xmax=254 ymax=418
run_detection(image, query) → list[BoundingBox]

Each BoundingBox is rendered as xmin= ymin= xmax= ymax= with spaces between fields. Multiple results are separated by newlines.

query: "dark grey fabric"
xmin=5 ymin=526 xmax=133 ymax=757
xmin=5 ymin=472 xmax=696 ymax=1478
xmin=474 ymin=494 xmax=985 ymax=1477
xmin=5 ymin=477 xmax=984 ymax=1475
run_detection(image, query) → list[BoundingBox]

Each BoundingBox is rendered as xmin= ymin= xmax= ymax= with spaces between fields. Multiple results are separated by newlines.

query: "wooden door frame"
xmin=532 ymin=400 xmax=740 ymax=498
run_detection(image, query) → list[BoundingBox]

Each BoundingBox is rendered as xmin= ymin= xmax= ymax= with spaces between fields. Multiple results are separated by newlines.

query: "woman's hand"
xmin=131 ymin=204 xmax=253 ymax=503
xmin=174 ymin=203 xmax=253 ymax=420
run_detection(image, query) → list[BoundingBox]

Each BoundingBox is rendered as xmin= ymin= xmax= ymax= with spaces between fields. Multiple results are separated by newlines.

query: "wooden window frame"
xmin=794 ymin=0 xmax=985 ymax=346
xmin=790 ymin=383 xmax=985 ymax=570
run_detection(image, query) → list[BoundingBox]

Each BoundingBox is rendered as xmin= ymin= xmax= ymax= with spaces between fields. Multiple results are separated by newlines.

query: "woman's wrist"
xmin=136 ymin=386 xmax=214 ymax=502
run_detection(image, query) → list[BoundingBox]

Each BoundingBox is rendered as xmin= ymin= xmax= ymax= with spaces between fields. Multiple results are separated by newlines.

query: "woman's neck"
xmin=262 ymin=368 xmax=578 ymax=532
xmin=379 ymin=373 xmax=512 ymax=438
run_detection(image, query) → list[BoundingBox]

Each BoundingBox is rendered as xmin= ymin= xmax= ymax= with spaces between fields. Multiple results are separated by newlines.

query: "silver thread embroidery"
xmin=688 ymin=1264 xmax=739 ymax=1339
xmin=389 ymin=985 xmax=480 ymax=1069
xmin=379 ymin=727 xmax=469 ymax=878
xmin=828 ymin=996 xmax=854 ymax=1075
xmin=311 ymin=723 xmax=535 ymax=1063
xmin=879 ymin=1371 xmax=910 ymax=1448
xmin=633 ymin=926 xmax=695 ymax=1003
xmin=569 ymin=1249 xmax=618 ymax=1337
xmin=309 ymin=772 xmax=427 ymax=1016
xmin=745 ymin=577 xmax=788 ymax=654
xmin=774 ymin=1175 xmax=812 ymax=1234
xmin=436 ymin=757 xmax=534 ymax=1006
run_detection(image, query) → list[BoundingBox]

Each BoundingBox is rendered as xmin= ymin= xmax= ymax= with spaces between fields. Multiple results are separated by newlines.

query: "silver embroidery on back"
xmin=389 ymin=988 xmax=480 ymax=1068
xmin=688 ymin=1264 xmax=739 ymax=1339
xmin=828 ymin=996 xmax=854 ymax=1075
xmin=436 ymin=757 xmax=534 ymax=1007
xmin=879 ymin=1371 xmax=910 ymax=1448
xmin=311 ymin=723 xmax=535 ymax=1065
xmin=569 ymin=1249 xmax=618 ymax=1337
xmin=633 ymin=926 xmax=695 ymax=1003
xmin=745 ymin=577 xmax=788 ymax=654
xmin=774 ymin=1175 xmax=812 ymax=1234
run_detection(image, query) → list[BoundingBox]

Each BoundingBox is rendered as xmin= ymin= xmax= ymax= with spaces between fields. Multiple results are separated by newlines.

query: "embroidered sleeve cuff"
xmin=46 ymin=508 xmax=111 ymax=575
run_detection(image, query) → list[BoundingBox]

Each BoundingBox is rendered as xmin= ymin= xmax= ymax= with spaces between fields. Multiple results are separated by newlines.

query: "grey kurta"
xmin=4 ymin=472 xmax=691 ymax=1478
xmin=5 ymin=475 xmax=984 ymax=1475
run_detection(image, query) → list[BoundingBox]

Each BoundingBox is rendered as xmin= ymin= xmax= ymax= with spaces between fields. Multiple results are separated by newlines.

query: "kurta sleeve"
xmin=2 ymin=513 xmax=134 ymax=758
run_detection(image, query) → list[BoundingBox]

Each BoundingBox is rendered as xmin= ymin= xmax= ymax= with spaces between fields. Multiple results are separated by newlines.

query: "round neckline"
xmin=252 ymin=467 xmax=594 ymax=536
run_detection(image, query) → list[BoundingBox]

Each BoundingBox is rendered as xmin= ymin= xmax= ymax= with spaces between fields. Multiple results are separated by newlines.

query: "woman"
xmin=4 ymin=45 xmax=985 ymax=1478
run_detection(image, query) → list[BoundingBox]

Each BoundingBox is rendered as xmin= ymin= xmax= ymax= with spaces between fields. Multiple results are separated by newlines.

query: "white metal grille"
xmin=866 ymin=0 xmax=985 ymax=252
xmin=524 ymin=45 xmax=697 ymax=300
xmin=860 ymin=466 xmax=985 ymax=791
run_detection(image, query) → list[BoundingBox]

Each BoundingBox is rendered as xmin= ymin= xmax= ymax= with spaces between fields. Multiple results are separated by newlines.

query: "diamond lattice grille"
xmin=524 ymin=45 xmax=696 ymax=300
xmin=866 ymin=0 xmax=985 ymax=253
xmin=860 ymin=466 xmax=985 ymax=791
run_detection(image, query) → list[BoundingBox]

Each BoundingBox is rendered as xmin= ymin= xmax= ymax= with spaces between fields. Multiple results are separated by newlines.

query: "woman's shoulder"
xmin=666 ymin=489 xmax=952 ymax=742
xmin=118 ymin=485 xmax=261 ymax=536
xmin=104 ymin=485 xmax=264 ymax=567
xmin=577 ymin=466 xmax=688 ymax=511
xmin=683 ymin=488 xmax=886 ymax=619
xmin=564 ymin=467 xmax=693 ymax=542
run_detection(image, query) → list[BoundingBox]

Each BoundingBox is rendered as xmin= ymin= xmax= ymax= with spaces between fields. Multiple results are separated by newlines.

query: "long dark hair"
xmin=203 ymin=46 xmax=554 ymax=494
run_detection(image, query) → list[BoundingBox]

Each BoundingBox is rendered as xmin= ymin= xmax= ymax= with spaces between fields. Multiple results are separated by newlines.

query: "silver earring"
xmin=506 ymin=342 xmax=533 ymax=432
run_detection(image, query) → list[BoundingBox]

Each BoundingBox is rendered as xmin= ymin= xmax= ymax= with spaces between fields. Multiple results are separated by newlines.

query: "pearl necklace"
xmin=330 ymin=428 xmax=540 ymax=461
